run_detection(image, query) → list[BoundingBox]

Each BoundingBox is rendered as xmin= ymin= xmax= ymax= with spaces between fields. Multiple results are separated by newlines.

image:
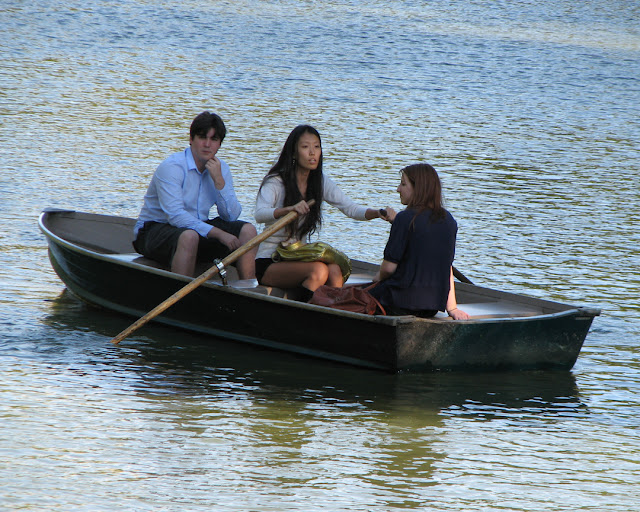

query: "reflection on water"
xmin=13 ymin=291 xmax=594 ymax=510
xmin=42 ymin=291 xmax=585 ymax=423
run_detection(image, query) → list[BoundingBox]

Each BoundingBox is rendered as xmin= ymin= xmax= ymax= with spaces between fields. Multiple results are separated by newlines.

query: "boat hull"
xmin=41 ymin=210 xmax=599 ymax=372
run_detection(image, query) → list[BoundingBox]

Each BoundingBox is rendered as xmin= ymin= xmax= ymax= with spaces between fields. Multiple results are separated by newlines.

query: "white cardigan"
xmin=254 ymin=175 xmax=369 ymax=260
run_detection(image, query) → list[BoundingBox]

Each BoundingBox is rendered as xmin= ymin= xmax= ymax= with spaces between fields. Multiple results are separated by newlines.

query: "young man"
xmin=133 ymin=111 xmax=257 ymax=278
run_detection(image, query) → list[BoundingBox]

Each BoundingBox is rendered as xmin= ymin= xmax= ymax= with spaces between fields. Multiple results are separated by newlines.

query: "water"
xmin=1 ymin=0 xmax=639 ymax=510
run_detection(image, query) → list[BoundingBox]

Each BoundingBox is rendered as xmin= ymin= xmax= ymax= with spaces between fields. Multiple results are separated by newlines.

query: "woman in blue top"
xmin=372 ymin=163 xmax=469 ymax=320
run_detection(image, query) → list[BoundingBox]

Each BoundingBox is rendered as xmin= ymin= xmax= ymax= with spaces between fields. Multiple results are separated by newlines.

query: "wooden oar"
xmin=453 ymin=265 xmax=473 ymax=285
xmin=111 ymin=200 xmax=315 ymax=345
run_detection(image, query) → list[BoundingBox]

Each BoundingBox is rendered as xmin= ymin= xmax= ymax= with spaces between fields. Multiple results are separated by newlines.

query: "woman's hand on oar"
xmin=111 ymin=200 xmax=315 ymax=345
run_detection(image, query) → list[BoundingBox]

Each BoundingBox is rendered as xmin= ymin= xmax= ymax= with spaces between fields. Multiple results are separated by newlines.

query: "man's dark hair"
xmin=189 ymin=111 xmax=227 ymax=142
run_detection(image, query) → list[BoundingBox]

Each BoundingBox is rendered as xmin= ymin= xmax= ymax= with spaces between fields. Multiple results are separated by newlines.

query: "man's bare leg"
xmin=235 ymin=223 xmax=258 ymax=279
xmin=171 ymin=230 xmax=199 ymax=276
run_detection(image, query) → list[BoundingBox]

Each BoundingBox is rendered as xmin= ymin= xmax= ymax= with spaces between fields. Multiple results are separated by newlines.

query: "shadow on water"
xmin=41 ymin=290 xmax=588 ymax=422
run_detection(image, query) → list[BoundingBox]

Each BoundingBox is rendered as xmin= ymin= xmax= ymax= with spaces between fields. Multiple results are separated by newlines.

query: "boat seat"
xmin=434 ymin=301 xmax=543 ymax=319
xmin=109 ymin=253 xmax=296 ymax=298
xmin=224 ymin=279 xmax=285 ymax=298
xmin=110 ymin=253 xmax=239 ymax=280
xmin=345 ymin=273 xmax=376 ymax=285
xmin=109 ymin=253 xmax=169 ymax=270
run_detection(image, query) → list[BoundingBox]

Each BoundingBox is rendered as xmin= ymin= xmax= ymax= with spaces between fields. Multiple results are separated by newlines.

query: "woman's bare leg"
xmin=326 ymin=263 xmax=344 ymax=287
xmin=261 ymin=261 xmax=330 ymax=291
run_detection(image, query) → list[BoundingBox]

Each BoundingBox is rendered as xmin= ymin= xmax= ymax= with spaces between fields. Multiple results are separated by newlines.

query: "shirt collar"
xmin=185 ymin=147 xmax=201 ymax=174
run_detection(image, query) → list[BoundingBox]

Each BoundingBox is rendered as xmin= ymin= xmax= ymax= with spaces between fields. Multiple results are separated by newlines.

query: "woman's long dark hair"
xmin=402 ymin=163 xmax=445 ymax=223
xmin=259 ymin=125 xmax=324 ymax=239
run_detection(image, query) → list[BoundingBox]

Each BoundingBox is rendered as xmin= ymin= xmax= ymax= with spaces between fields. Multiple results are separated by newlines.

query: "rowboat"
xmin=39 ymin=209 xmax=600 ymax=372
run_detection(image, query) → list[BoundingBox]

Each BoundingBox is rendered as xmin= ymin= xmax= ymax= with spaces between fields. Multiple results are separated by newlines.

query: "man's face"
xmin=190 ymin=128 xmax=221 ymax=170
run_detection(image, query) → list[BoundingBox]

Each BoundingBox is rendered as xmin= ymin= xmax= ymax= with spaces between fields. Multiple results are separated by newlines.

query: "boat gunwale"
xmin=38 ymin=209 xmax=601 ymax=325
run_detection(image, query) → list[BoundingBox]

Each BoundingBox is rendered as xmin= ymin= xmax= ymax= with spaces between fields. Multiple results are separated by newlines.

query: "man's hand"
xmin=206 ymin=157 xmax=225 ymax=190
xmin=216 ymin=230 xmax=242 ymax=251
xmin=208 ymin=227 xmax=242 ymax=251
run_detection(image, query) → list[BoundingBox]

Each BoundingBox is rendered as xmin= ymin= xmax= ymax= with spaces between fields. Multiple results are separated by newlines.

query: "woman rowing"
xmin=254 ymin=124 xmax=385 ymax=301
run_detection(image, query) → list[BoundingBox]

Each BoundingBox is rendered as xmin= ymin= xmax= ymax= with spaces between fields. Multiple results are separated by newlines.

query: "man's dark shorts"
xmin=133 ymin=218 xmax=248 ymax=267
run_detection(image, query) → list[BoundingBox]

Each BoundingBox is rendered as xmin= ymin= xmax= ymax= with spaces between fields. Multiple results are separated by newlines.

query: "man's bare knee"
xmin=239 ymin=223 xmax=257 ymax=242
xmin=177 ymin=229 xmax=199 ymax=250
xmin=171 ymin=230 xmax=199 ymax=276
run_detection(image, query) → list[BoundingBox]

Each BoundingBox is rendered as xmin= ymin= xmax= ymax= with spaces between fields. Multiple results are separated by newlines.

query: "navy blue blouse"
xmin=371 ymin=208 xmax=457 ymax=312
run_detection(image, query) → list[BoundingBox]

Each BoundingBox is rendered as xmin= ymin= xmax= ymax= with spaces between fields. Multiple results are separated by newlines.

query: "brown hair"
xmin=401 ymin=163 xmax=445 ymax=222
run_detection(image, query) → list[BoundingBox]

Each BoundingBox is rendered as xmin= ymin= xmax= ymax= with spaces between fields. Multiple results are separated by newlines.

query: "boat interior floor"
xmin=110 ymin=253 xmax=545 ymax=319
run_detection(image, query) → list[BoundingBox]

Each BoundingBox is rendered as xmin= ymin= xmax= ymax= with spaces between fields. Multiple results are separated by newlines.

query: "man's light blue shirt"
xmin=134 ymin=147 xmax=242 ymax=238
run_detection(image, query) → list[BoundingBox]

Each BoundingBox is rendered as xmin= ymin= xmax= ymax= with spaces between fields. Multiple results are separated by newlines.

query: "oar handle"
xmin=111 ymin=200 xmax=315 ymax=345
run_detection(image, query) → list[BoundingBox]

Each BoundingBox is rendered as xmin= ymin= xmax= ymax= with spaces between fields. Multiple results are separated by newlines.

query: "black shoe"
xmin=296 ymin=286 xmax=315 ymax=302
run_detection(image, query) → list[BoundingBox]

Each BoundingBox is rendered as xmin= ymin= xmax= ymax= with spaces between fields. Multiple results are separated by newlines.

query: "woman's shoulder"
xmin=392 ymin=209 xmax=415 ymax=228
xmin=257 ymin=174 xmax=284 ymax=203
xmin=262 ymin=174 xmax=284 ymax=187
xmin=263 ymin=172 xmax=283 ymax=181
xmin=397 ymin=208 xmax=456 ymax=224
xmin=397 ymin=208 xmax=427 ymax=220
xmin=395 ymin=208 xmax=413 ymax=220
xmin=442 ymin=208 xmax=457 ymax=223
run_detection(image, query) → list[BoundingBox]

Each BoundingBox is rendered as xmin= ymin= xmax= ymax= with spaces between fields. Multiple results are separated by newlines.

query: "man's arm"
xmin=206 ymin=156 xmax=225 ymax=190
xmin=210 ymin=159 xmax=242 ymax=221
xmin=154 ymin=161 xmax=213 ymax=237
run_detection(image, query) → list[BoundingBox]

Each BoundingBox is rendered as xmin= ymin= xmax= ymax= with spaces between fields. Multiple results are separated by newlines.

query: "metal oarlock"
xmin=213 ymin=259 xmax=228 ymax=286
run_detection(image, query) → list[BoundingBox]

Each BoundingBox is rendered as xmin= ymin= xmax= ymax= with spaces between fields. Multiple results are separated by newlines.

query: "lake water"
xmin=2 ymin=0 xmax=639 ymax=510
